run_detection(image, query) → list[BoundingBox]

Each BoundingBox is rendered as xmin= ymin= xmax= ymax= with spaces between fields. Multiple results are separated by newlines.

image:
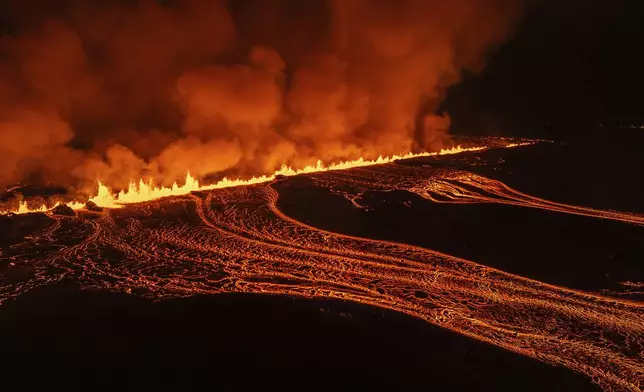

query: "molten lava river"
xmin=0 ymin=143 xmax=643 ymax=391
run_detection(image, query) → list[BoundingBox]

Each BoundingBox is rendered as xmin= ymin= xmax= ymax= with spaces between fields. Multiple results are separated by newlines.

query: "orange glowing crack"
xmin=4 ymin=143 xmax=507 ymax=215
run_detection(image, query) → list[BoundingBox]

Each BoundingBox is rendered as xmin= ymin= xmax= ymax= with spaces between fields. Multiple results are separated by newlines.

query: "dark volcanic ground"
xmin=1 ymin=140 xmax=642 ymax=391
xmin=1 ymin=284 xmax=598 ymax=391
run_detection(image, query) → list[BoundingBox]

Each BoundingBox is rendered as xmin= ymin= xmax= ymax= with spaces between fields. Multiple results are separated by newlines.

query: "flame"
xmin=2 ymin=143 xmax=532 ymax=214
xmin=15 ymin=201 xmax=51 ymax=214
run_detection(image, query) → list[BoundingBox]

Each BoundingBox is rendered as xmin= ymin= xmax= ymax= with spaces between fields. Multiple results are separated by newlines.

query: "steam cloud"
xmin=0 ymin=0 xmax=521 ymax=194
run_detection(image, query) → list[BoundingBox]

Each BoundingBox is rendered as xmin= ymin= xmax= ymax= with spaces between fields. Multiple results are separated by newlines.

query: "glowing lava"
xmin=1 ymin=156 xmax=642 ymax=391
xmin=1 ymin=142 xmax=642 ymax=391
xmin=2 ymin=144 xmax=502 ymax=214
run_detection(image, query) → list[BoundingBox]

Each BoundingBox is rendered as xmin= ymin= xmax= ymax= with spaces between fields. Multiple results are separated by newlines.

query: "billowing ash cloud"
xmin=0 ymin=0 xmax=521 ymax=193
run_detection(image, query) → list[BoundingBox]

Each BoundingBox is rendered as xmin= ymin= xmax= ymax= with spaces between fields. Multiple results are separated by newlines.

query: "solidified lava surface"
xmin=1 ymin=144 xmax=642 ymax=391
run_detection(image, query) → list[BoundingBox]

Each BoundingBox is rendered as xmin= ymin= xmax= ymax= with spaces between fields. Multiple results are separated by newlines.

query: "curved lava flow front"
xmin=0 ymin=150 xmax=643 ymax=391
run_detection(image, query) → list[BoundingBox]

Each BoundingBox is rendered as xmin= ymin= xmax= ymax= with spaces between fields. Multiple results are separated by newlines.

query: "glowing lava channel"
xmin=5 ymin=144 xmax=529 ymax=215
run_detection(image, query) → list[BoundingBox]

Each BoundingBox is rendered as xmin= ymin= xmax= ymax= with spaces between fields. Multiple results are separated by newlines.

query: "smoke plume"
xmin=0 ymin=0 xmax=521 ymax=194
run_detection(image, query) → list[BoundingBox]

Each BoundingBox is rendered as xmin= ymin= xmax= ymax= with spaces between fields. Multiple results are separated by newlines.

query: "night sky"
xmin=445 ymin=0 xmax=644 ymax=138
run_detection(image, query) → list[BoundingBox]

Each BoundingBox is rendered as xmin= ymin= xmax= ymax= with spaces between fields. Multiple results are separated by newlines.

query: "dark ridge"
xmin=52 ymin=204 xmax=75 ymax=216
xmin=1 ymin=184 xmax=68 ymax=202
xmin=84 ymin=200 xmax=103 ymax=212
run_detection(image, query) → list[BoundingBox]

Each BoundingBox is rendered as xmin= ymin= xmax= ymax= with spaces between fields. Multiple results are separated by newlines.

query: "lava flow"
xmin=3 ymin=143 xmax=526 ymax=215
xmin=0 ymin=144 xmax=642 ymax=391
xmin=310 ymin=165 xmax=644 ymax=226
